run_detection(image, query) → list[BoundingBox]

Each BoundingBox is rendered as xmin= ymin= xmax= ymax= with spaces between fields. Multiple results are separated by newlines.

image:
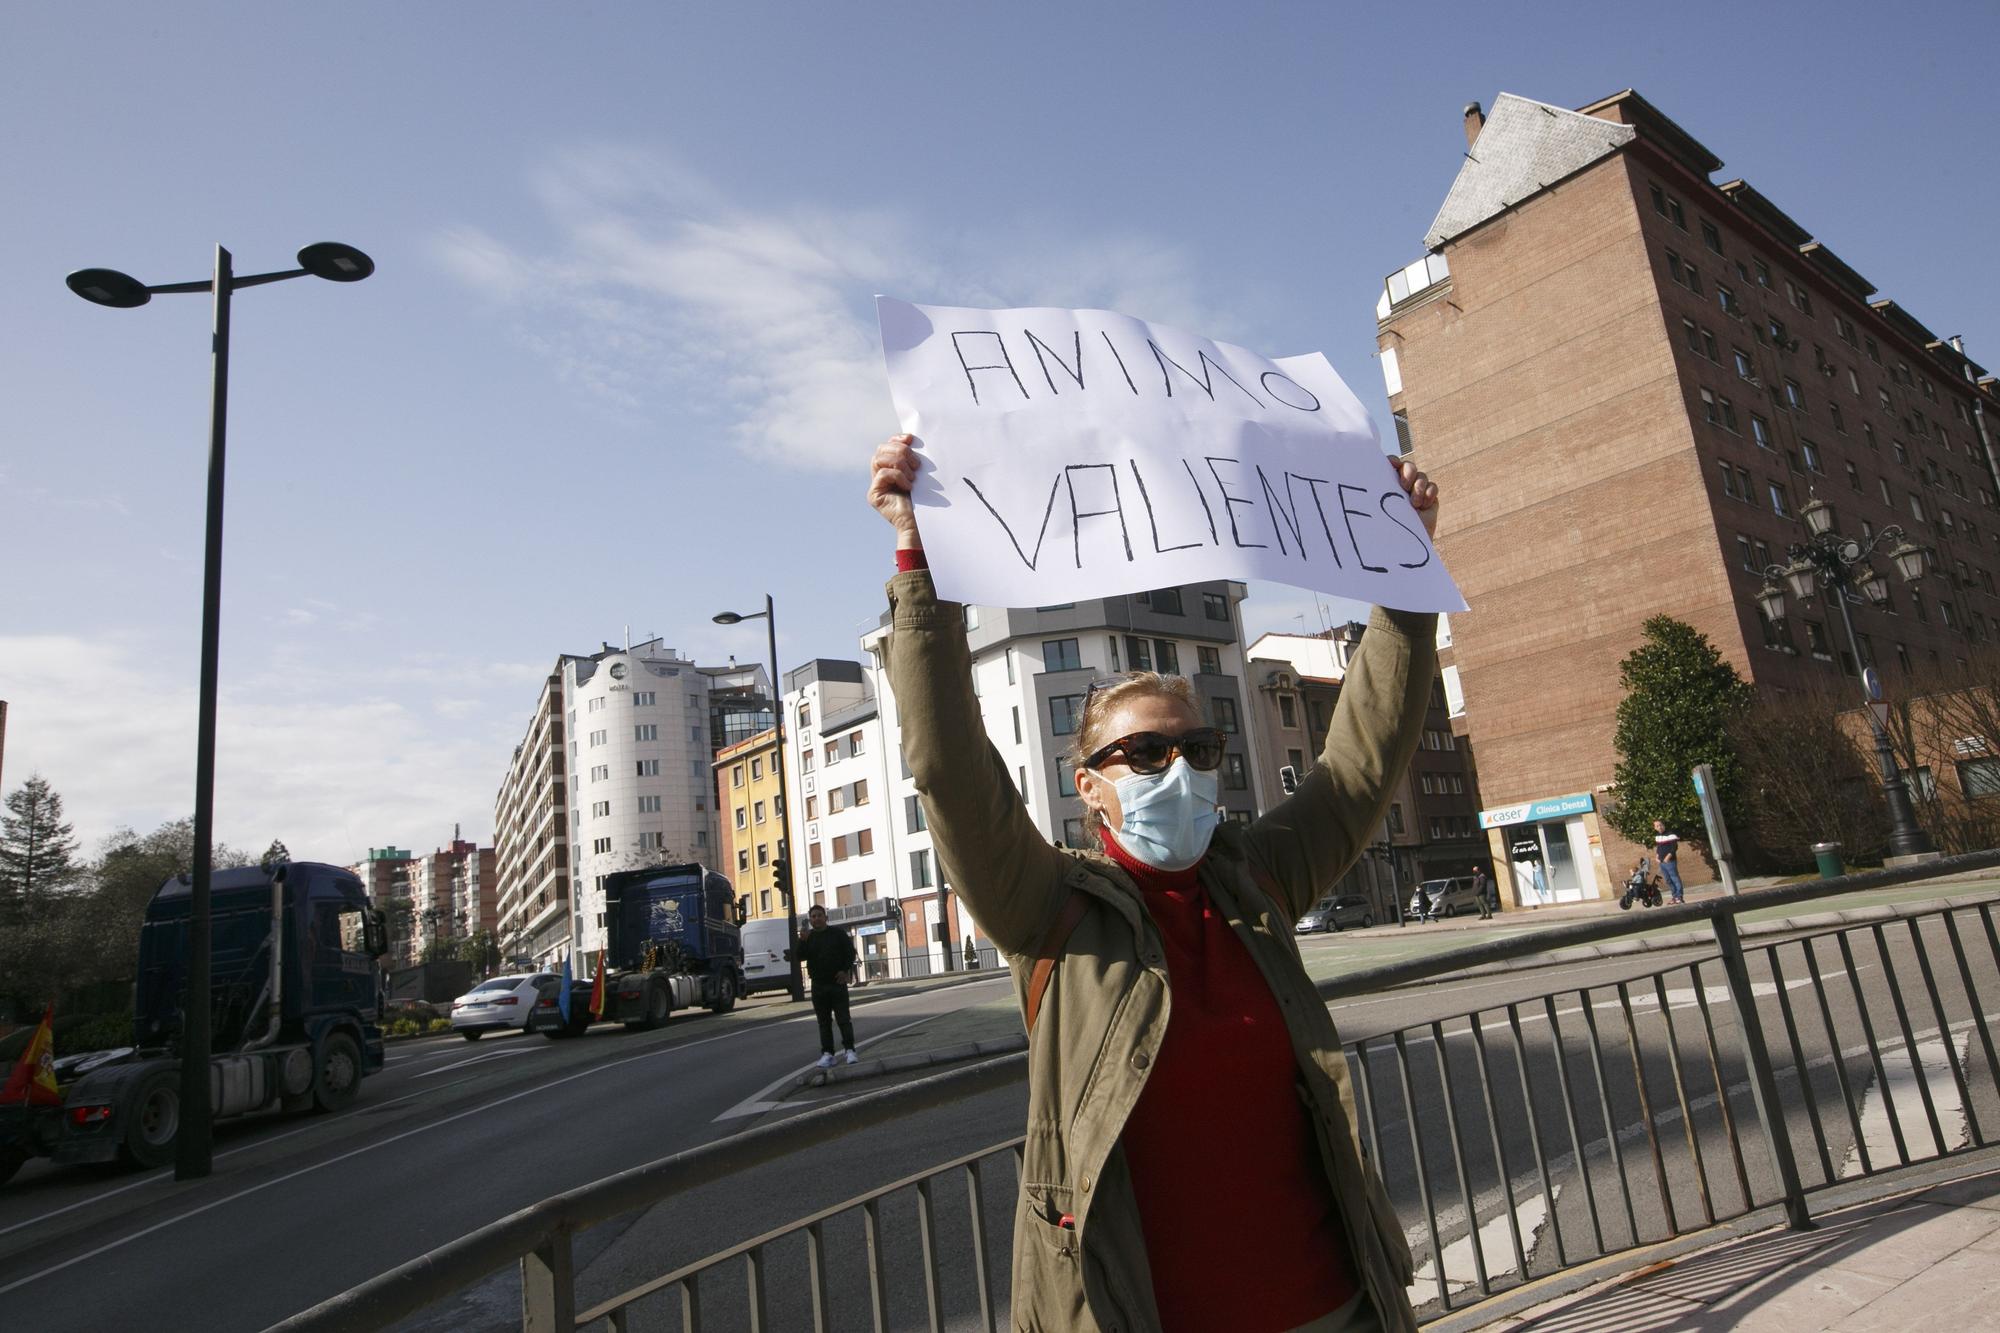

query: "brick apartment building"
xmin=1379 ymin=89 xmax=2000 ymax=905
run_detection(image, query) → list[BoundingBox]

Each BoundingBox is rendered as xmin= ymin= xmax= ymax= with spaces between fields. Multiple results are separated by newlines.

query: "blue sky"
xmin=3 ymin=1 xmax=1994 ymax=862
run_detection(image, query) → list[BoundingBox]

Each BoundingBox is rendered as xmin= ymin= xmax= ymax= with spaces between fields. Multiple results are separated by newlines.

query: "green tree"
xmin=0 ymin=774 xmax=82 ymax=908
xmin=260 ymin=839 xmax=292 ymax=870
xmin=1606 ymin=617 xmax=1752 ymax=851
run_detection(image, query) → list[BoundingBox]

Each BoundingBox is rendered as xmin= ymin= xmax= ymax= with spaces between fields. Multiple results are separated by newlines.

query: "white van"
xmin=739 ymin=918 xmax=795 ymax=995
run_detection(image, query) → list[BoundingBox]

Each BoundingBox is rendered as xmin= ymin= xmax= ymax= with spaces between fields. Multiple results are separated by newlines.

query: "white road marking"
xmin=711 ymin=1008 xmax=982 ymax=1122
xmin=1840 ymin=1028 xmax=1975 ymax=1178
xmin=410 ymin=1046 xmax=538 ymax=1080
xmin=1407 ymin=1187 xmax=1557 ymax=1297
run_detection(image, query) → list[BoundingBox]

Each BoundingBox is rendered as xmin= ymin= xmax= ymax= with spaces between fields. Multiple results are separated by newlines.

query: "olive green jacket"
xmin=884 ymin=570 xmax=1437 ymax=1333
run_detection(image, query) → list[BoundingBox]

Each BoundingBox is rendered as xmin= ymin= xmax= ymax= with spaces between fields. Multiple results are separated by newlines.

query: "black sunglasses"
xmin=1083 ymin=727 xmax=1226 ymax=775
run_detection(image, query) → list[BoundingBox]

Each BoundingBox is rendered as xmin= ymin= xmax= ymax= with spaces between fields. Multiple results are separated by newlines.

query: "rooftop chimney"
xmin=1950 ymin=335 xmax=1966 ymax=353
xmin=1463 ymin=101 xmax=1485 ymax=148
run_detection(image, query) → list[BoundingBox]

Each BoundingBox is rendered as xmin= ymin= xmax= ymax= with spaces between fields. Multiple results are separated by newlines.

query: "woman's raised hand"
xmin=868 ymin=433 xmax=924 ymax=551
xmin=1390 ymin=456 xmax=1441 ymax=536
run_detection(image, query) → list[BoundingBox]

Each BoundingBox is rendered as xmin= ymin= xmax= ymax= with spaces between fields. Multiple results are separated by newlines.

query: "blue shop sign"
xmin=1478 ymin=791 xmax=1596 ymax=830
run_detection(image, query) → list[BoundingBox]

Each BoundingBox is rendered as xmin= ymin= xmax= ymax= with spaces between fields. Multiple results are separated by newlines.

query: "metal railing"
xmin=272 ymin=851 xmax=2000 ymax=1332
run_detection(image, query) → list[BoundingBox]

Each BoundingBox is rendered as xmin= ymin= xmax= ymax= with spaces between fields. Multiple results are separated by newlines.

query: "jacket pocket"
xmin=1014 ymin=1187 xmax=1087 ymax=1332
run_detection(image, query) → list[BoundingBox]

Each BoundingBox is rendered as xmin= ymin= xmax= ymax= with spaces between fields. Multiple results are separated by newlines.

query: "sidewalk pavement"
xmin=1485 ymin=1166 xmax=2000 ymax=1331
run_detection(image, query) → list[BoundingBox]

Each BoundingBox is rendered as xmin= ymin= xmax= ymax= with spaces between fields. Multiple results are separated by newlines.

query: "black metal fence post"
xmin=1710 ymin=912 xmax=1814 ymax=1230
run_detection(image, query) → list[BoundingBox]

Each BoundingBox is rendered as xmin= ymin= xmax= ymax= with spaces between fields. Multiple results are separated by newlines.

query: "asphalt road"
xmin=0 ymin=971 xmax=1014 ymax=1332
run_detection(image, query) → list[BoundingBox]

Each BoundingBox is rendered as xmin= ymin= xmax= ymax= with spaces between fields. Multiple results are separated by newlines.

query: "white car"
xmin=739 ymin=919 xmax=795 ymax=996
xmin=449 ymin=973 xmax=554 ymax=1040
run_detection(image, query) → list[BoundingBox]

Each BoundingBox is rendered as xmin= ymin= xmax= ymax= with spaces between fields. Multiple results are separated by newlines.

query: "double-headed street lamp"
xmin=712 ymin=595 xmax=805 ymax=1002
xmin=1752 ymin=496 xmax=1938 ymax=859
xmin=68 ymin=243 xmax=374 ymax=1180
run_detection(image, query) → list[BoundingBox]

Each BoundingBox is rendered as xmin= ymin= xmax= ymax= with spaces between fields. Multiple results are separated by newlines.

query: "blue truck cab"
xmin=556 ymin=863 xmax=744 ymax=1035
xmin=3 ymin=861 xmax=389 ymax=1179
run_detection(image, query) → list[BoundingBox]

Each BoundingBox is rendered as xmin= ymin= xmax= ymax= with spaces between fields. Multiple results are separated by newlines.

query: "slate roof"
xmin=1423 ymin=93 xmax=1636 ymax=250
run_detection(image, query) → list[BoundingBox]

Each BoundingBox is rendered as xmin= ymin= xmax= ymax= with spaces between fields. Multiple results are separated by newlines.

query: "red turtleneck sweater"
xmin=1100 ymin=829 xmax=1358 ymax=1332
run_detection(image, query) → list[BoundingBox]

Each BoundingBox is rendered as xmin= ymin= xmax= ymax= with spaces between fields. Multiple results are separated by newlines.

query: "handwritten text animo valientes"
xmin=877 ymin=298 xmax=1466 ymax=614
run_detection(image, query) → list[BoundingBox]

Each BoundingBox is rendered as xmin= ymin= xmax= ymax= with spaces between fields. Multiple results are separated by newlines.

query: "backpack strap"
xmin=1024 ymin=891 xmax=1090 ymax=1033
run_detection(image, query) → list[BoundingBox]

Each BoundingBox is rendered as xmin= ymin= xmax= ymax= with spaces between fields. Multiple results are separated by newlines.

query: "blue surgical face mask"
xmin=1111 ymin=757 xmax=1221 ymax=871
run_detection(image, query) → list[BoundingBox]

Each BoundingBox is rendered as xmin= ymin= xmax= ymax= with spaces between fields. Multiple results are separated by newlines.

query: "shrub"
xmin=387 ymin=1018 xmax=421 ymax=1038
xmin=427 ymin=1018 xmax=452 ymax=1034
xmin=0 ymin=1012 xmax=132 ymax=1062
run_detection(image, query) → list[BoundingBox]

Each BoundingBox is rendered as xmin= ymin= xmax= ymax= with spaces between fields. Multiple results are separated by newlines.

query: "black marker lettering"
xmin=1100 ymin=331 xmax=1139 ymax=394
xmin=1256 ymin=465 xmax=1305 ymax=558
xmin=1291 ymin=474 xmax=1343 ymax=569
xmin=1025 ymin=329 xmax=1085 ymax=395
xmin=1181 ymin=459 xmax=1219 ymax=544
xmin=1129 ymin=459 xmax=1203 ymax=553
xmin=1260 ymin=371 xmax=1322 ymax=412
xmin=1378 ymin=491 xmax=1433 ymax=569
xmin=1149 ymin=341 xmax=1212 ymax=400
xmin=950 ymin=330 xmax=1029 ymax=406
xmin=1336 ymin=483 xmax=1389 ymax=573
xmin=1204 ymin=456 xmax=1267 ymax=549
xmin=964 ymin=472 xmax=1063 ymax=570
xmin=1065 ymin=464 xmax=1134 ymax=567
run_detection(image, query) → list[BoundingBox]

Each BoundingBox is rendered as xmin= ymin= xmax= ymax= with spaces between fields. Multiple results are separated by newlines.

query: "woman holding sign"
xmin=871 ymin=434 xmax=1438 ymax=1333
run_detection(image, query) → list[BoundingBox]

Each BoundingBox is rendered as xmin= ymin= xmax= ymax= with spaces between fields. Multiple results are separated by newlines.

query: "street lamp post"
xmin=713 ymin=595 xmax=804 ymax=1002
xmin=68 ymin=242 xmax=374 ymax=1180
xmin=1752 ymin=497 xmax=1937 ymax=859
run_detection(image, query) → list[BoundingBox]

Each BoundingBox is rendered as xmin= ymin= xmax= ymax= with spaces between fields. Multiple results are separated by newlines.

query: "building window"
xmin=591 ymin=800 xmax=610 ymax=818
xmin=1959 ymin=759 xmax=2000 ymax=799
xmin=1387 ymin=803 xmax=1405 ymax=835
xmin=1202 ymin=592 xmax=1229 ymax=621
xmin=756 ymin=843 xmax=769 ymax=866
xmin=1061 ymin=818 xmax=1086 ymax=847
xmin=635 ymin=724 xmax=657 ymax=741
xmin=1049 ymin=694 xmax=1084 ymax=735
xmin=1750 ymin=415 xmax=1773 ymax=449
xmin=1736 ymin=534 xmax=1755 ymax=571
xmin=734 ymin=807 xmax=747 ymax=830
xmin=1197 ymin=645 xmax=1221 ymax=675
xmin=1701 ymin=219 xmax=1723 ymax=254
xmin=1768 ymin=481 xmax=1791 ymax=517
xmin=910 ymin=848 xmax=934 ymax=889
xmin=1056 ymin=763 xmax=1078 ymax=798
xmin=732 ymin=764 xmax=745 ymax=788
xmin=1733 ymin=348 xmax=1756 ymax=380
xmin=632 ymin=691 xmax=655 ymax=706
xmin=1650 ymin=184 xmax=1686 ymax=228
xmin=589 ymin=729 xmax=607 ymax=747
xmin=587 ymin=696 xmax=605 ymax=714
xmin=638 ymin=795 xmax=661 ymax=814
xmin=635 ymin=759 xmax=657 ymax=777
xmin=1042 ymin=638 xmax=1082 ymax=672
xmin=1125 ymin=636 xmax=1152 ymax=671
xmin=1783 ymin=378 xmax=1805 ymax=411
xmin=1214 ymin=698 xmax=1240 ymax=734
xmin=593 ymin=837 xmax=612 ymax=855
xmin=905 ymin=794 xmax=927 ymax=833
xmin=1278 ymin=695 xmax=1298 ymax=728
xmin=1147 ymin=588 xmax=1185 ymax=615
xmin=1155 ymin=640 xmax=1180 ymax=675
xmin=737 ymin=849 xmax=750 ymax=873
xmin=1223 ymin=754 xmax=1247 ymax=791
xmin=753 ymin=799 xmax=766 ymax=823
xmin=1801 ymin=440 xmax=1823 ymax=473
xmin=750 ymin=757 xmax=763 ymax=780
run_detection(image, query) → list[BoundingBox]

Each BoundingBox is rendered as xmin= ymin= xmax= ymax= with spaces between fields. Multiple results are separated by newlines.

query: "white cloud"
xmin=432 ymin=146 xmax=1236 ymax=471
xmin=0 ymin=634 xmax=537 ymax=865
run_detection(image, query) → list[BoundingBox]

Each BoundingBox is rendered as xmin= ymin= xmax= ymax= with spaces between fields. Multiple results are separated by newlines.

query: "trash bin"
xmin=1812 ymin=841 xmax=1844 ymax=879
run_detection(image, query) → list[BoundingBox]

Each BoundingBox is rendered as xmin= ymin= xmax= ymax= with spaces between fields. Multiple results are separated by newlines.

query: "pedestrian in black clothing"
xmin=799 ymin=904 xmax=858 ymax=1068
xmin=1472 ymin=864 xmax=1494 ymax=920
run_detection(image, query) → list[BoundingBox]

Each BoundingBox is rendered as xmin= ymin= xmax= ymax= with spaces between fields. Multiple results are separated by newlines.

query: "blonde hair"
xmin=1064 ymin=672 xmax=1207 ymax=838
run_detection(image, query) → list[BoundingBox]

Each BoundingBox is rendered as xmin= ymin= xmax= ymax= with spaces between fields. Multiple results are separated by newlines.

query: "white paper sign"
xmin=877 ymin=298 xmax=1466 ymax=613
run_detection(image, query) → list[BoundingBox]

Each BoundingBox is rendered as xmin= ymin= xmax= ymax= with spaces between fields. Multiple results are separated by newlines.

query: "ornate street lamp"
xmin=1752 ymin=502 xmax=1937 ymax=858
xmin=68 ymin=243 xmax=373 ymax=1181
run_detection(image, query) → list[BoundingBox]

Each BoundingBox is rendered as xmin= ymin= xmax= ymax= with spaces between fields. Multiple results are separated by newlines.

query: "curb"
xmin=794 ymin=1033 xmax=1028 ymax=1090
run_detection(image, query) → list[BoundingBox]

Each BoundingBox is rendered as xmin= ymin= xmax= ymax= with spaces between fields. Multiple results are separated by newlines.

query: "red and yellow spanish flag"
xmin=588 ymin=956 xmax=607 ymax=1019
xmin=0 ymin=1004 xmax=61 ymax=1108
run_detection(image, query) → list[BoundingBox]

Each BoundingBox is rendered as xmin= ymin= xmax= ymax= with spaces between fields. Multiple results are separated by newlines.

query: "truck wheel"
xmin=120 ymin=1070 xmax=180 ymax=1169
xmin=460 ymin=1029 xmax=483 ymax=1041
xmin=709 ymin=972 xmax=737 ymax=1014
xmin=642 ymin=983 xmax=671 ymax=1031
xmin=312 ymin=1033 xmax=363 ymax=1113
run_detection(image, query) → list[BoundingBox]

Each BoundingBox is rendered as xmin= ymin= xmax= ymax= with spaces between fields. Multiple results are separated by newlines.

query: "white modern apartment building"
xmin=497 ymin=638 xmax=771 ymax=970
xmin=851 ymin=580 xmax=1266 ymax=970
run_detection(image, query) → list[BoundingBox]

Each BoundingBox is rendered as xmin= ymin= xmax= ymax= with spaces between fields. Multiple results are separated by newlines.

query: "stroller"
xmin=1620 ymin=857 xmax=1664 ymax=911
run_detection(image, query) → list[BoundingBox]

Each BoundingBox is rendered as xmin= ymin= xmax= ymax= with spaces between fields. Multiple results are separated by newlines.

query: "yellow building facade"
xmin=714 ymin=728 xmax=787 ymax=919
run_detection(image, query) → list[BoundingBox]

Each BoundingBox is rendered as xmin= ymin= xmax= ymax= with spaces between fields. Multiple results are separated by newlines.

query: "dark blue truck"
xmin=549 ymin=863 xmax=743 ymax=1036
xmin=1 ymin=861 xmax=388 ymax=1182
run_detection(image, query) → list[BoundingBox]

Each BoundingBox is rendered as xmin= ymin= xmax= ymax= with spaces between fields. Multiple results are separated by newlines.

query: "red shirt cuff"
xmin=895 ymin=549 xmax=929 ymax=572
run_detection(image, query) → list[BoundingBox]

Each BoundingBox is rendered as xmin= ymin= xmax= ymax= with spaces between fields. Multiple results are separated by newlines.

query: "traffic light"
xmin=1279 ymin=764 xmax=1299 ymax=794
xmin=773 ymin=857 xmax=793 ymax=906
